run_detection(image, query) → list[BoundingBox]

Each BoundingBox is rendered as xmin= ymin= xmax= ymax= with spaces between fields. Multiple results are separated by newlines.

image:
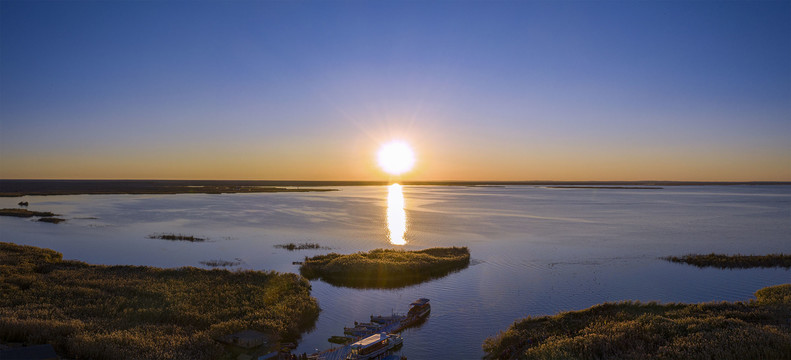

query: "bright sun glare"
xmin=377 ymin=141 xmax=415 ymax=175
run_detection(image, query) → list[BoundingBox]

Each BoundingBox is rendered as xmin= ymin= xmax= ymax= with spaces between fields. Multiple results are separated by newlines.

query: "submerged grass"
xmin=663 ymin=253 xmax=791 ymax=269
xmin=299 ymin=247 xmax=470 ymax=289
xmin=0 ymin=242 xmax=320 ymax=360
xmin=483 ymin=284 xmax=791 ymax=360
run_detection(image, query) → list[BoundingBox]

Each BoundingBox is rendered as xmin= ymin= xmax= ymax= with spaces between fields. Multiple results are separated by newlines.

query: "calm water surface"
xmin=1 ymin=186 xmax=789 ymax=359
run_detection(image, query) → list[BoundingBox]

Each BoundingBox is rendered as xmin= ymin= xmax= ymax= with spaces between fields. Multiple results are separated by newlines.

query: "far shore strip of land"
xmin=0 ymin=180 xmax=338 ymax=197
xmin=545 ymin=186 xmax=663 ymax=189
xmin=1 ymin=179 xmax=789 ymax=197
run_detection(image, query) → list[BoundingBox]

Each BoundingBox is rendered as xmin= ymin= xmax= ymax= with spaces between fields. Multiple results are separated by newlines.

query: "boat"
xmin=407 ymin=298 xmax=430 ymax=318
xmin=346 ymin=333 xmax=402 ymax=360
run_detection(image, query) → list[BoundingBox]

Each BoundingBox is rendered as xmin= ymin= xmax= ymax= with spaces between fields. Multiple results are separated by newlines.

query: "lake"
xmin=1 ymin=185 xmax=789 ymax=359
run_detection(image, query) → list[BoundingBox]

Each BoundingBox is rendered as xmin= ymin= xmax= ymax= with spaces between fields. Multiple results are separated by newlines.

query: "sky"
xmin=1 ymin=1 xmax=789 ymax=181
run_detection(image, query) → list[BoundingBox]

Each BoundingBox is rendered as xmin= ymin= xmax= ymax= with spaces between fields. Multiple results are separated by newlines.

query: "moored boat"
xmin=407 ymin=298 xmax=430 ymax=318
xmin=346 ymin=333 xmax=403 ymax=360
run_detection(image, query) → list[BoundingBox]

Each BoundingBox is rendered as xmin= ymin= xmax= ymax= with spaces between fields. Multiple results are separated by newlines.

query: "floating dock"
xmin=313 ymin=317 xmax=403 ymax=360
xmin=311 ymin=299 xmax=429 ymax=360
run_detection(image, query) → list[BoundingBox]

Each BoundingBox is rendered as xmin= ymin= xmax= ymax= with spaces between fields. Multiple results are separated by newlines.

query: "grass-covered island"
xmin=0 ymin=208 xmax=56 ymax=217
xmin=483 ymin=284 xmax=791 ymax=360
xmin=0 ymin=208 xmax=65 ymax=224
xmin=0 ymin=242 xmax=320 ymax=360
xmin=663 ymin=253 xmax=791 ymax=269
xmin=299 ymin=247 xmax=470 ymax=288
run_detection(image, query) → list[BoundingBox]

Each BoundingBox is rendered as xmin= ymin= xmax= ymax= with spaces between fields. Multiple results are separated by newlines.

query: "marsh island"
xmin=299 ymin=247 xmax=470 ymax=288
xmin=663 ymin=253 xmax=791 ymax=269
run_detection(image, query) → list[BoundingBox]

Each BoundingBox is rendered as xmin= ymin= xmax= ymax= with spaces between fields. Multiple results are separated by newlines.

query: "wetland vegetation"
xmin=275 ymin=243 xmax=329 ymax=251
xmin=483 ymin=284 xmax=791 ymax=360
xmin=37 ymin=217 xmax=66 ymax=224
xmin=663 ymin=253 xmax=791 ymax=269
xmin=0 ymin=208 xmax=57 ymax=218
xmin=0 ymin=242 xmax=320 ymax=360
xmin=199 ymin=259 xmax=243 ymax=267
xmin=148 ymin=233 xmax=207 ymax=242
xmin=299 ymin=247 xmax=470 ymax=289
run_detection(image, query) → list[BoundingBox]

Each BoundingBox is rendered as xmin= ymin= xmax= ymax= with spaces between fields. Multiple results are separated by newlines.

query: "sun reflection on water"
xmin=387 ymin=183 xmax=407 ymax=245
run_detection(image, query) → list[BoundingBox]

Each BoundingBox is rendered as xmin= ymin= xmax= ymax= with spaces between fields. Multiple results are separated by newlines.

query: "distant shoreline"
xmin=1 ymin=179 xmax=789 ymax=197
xmin=0 ymin=180 xmax=338 ymax=197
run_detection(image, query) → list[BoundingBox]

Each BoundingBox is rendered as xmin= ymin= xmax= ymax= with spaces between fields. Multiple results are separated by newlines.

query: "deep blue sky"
xmin=1 ymin=1 xmax=789 ymax=180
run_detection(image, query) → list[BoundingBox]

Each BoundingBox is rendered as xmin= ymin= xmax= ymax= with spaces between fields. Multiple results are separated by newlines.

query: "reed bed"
xmin=275 ymin=243 xmax=328 ymax=251
xmin=199 ymin=259 xmax=243 ymax=267
xmin=483 ymin=284 xmax=791 ymax=360
xmin=299 ymin=247 xmax=470 ymax=288
xmin=147 ymin=233 xmax=206 ymax=242
xmin=663 ymin=253 xmax=791 ymax=269
xmin=0 ymin=242 xmax=320 ymax=360
xmin=0 ymin=208 xmax=56 ymax=217
xmin=37 ymin=217 xmax=65 ymax=224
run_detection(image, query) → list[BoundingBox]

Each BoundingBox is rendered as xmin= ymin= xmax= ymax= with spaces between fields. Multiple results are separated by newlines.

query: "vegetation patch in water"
xmin=327 ymin=335 xmax=354 ymax=344
xmin=483 ymin=283 xmax=791 ymax=360
xmin=0 ymin=242 xmax=320 ymax=360
xmin=200 ymin=258 xmax=243 ymax=267
xmin=663 ymin=253 xmax=791 ymax=269
xmin=0 ymin=208 xmax=57 ymax=218
xmin=275 ymin=242 xmax=329 ymax=251
xmin=148 ymin=233 xmax=207 ymax=242
xmin=37 ymin=217 xmax=66 ymax=224
xmin=299 ymin=247 xmax=470 ymax=289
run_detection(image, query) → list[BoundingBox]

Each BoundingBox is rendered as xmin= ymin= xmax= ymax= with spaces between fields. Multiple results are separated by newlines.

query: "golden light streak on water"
xmin=387 ymin=183 xmax=407 ymax=245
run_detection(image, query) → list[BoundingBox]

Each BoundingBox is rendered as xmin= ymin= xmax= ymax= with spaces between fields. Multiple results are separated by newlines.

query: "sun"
xmin=377 ymin=141 xmax=415 ymax=175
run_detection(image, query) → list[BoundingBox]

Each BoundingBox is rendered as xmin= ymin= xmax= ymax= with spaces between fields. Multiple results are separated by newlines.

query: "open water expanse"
xmin=1 ymin=185 xmax=789 ymax=359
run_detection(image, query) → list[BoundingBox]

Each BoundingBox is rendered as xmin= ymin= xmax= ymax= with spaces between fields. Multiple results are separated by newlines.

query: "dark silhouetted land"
xmin=483 ymin=284 xmax=791 ymax=359
xmin=545 ymin=186 xmax=663 ymax=189
xmin=0 ymin=180 xmax=338 ymax=197
xmin=663 ymin=253 xmax=791 ymax=269
xmin=0 ymin=242 xmax=320 ymax=360
xmin=2 ymin=180 xmax=789 ymax=197
xmin=299 ymin=247 xmax=470 ymax=289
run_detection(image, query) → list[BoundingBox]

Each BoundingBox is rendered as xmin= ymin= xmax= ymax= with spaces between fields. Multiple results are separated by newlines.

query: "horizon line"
xmin=2 ymin=179 xmax=790 ymax=185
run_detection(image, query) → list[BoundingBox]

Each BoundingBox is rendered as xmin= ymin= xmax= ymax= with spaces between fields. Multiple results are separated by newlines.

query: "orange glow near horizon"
xmin=386 ymin=183 xmax=407 ymax=245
